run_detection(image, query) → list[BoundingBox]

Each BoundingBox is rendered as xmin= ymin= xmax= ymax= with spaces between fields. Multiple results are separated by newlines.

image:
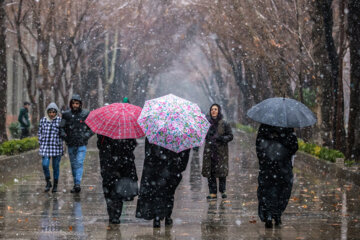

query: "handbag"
xmin=115 ymin=177 xmax=138 ymax=201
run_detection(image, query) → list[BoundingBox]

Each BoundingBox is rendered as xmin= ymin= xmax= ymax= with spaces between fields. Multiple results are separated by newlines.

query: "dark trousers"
xmin=208 ymin=175 xmax=226 ymax=194
xmin=20 ymin=128 xmax=30 ymax=139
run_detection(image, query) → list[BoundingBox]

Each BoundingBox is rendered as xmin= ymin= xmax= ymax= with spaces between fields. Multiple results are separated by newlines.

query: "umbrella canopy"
xmin=85 ymin=103 xmax=145 ymax=139
xmin=138 ymin=94 xmax=211 ymax=153
xmin=247 ymin=97 xmax=316 ymax=128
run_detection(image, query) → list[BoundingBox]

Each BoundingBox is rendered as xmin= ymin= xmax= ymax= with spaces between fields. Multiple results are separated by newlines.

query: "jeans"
xmin=42 ymin=156 xmax=62 ymax=180
xmin=68 ymin=146 xmax=87 ymax=185
xmin=208 ymin=175 xmax=226 ymax=194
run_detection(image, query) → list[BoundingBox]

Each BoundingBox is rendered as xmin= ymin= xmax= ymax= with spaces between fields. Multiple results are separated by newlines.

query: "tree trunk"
xmin=335 ymin=0 xmax=347 ymax=152
xmin=310 ymin=0 xmax=335 ymax=147
xmin=0 ymin=0 xmax=7 ymax=142
xmin=347 ymin=0 xmax=360 ymax=161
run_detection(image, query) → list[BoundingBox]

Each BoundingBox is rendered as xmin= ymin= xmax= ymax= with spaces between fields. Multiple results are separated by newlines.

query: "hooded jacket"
xmin=38 ymin=103 xmax=63 ymax=156
xmin=59 ymin=94 xmax=94 ymax=146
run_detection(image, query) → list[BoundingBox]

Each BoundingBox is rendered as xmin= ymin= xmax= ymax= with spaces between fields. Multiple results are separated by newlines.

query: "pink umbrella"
xmin=85 ymin=103 xmax=144 ymax=139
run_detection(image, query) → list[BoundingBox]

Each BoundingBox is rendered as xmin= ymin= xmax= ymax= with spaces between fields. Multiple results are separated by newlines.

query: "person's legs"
xmin=20 ymin=128 xmax=29 ymax=139
xmin=219 ymin=177 xmax=226 ymax=193
xmin=42 ymin=156 xmax=52 ymax=192
xmin=42 ymin=156 xmax=51 ymax=180
xmin=51 ymin=156 xmax=61 ymax=193
xmin=74 ymin=146 xmax=87 ymax=185
xmin=219 ymin=177 xmax=227 ymax=198
xmin=207 ymin=175 xmax=217 ymax=199
xmin=52 ymin=156 xmax=61 ymax=181
xmin=67 ymin=146 xmax=78 ymax=181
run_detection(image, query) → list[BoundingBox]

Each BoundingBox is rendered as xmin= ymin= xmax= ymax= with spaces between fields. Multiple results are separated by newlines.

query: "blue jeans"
xmin=42 ymin=156 xmax=62 ymax=180
xmin=68 ymin=146 xmax=87 ymax=185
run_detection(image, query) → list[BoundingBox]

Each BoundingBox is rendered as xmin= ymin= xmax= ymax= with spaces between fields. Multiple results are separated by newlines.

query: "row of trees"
xmin=184 ymin=0 xmax=359 ymax=161
xmin=0 ymin=0 xmax=359 ymax=161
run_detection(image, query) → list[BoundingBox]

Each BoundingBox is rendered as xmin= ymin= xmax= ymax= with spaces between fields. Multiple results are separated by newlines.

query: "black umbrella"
xmin=247 ymin=97 xmax=316 ymax=128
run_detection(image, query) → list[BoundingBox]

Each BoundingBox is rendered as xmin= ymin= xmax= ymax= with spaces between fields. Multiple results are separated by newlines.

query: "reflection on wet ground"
xmin=0 ymin=131 xmax=359 ymax=239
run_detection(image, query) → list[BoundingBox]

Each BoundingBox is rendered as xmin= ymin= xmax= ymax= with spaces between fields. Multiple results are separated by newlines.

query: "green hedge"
xmin=298 ymin=139 xmax=345 ymax=163
xmin=235 ymin=123 xmax=256 ymax=133
xmin=0 ymin=137 xmax=39 ymax=155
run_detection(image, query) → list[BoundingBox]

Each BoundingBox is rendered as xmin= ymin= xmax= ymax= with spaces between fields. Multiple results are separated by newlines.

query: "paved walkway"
xmin=0 ymin=131 xmax=359 ymax=239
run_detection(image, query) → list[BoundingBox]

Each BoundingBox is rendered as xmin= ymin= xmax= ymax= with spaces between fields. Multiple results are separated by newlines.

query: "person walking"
xmin=59 ymin=94 xmax=93 ymax=193
xmin=202 ymin=103 xmax=233 ymax=199
xmin=97 ymin=134 xmax=138 ymax=224
xmin=38 ymin=103 xmax=63 ymax=193
xmin=136 ymin=138 xmax=190 ymax=228
xmin=18 ymin=101 xmax=31 ymax=139
xmin=256 ymin=124 xmax=298 ymax=228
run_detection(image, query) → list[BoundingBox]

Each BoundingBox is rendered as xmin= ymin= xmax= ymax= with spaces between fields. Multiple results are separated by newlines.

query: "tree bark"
xmin=347 ymin=0 xmax=360 ymax=161
xmin=310 ymin=0 xmax=335 ymax=146
xmin=0 ymin=0 xmax=7 ymax=142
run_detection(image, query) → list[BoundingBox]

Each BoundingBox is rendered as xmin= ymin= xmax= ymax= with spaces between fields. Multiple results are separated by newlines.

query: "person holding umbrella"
xmin=256 ymin=124 xmax=298 ymax=227
xmin=202 ymin=103 xmax=233 ymax=199
xmin=97 ymin=135 xmax=138 ymax=224
xmin=85 ymin=103 xmax=144 ymax=224
xmin=136 ymin=94 xmax=210 ymax=228
xmin=247 ymin=97 xmax=316 ymax=228
xmin=135 ymin=138 xmax=190 ymax=228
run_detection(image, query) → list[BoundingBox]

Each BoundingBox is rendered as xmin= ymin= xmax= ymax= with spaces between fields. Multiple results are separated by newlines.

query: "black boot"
xmin=265 ymin=215 xmax=273 ymax=228
xmin=165 ymin=217 xmax=173 ymax=226
xmin=52 ymin=180 xmax=58 ymax=193
xmin=153 ymin=216 xmax=161 ymax=228
xmin=274 ymin=215 xmax=282 ymax=226
xmin=44 ymin=178 xmax=52 ymax=192
xmin=70 ymin=184 xmax=81 ymax=193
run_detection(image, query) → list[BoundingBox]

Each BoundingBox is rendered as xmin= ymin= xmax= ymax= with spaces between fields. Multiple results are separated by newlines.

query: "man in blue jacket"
xmin=60 ymin=94 xmax=93 ymax=193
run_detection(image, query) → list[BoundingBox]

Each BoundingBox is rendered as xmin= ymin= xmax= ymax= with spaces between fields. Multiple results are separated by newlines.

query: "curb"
xmin=295 ymin=151 xmax=360 ymax=187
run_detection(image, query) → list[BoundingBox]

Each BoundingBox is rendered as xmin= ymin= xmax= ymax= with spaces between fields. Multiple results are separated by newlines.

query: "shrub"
xmin=0 ymin=137 xmax=39 ymax=155
xmin=9 ymin=122 xmax=21 ymax=139
xmin=235 ymin=123 xmax=256 ymax=133
xmin=298 ymin=139 xmax=345 ymax=163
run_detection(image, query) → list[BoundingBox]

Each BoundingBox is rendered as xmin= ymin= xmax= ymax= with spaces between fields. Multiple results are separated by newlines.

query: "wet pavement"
xmin=0 ymin=131 xmax=360 ymax=239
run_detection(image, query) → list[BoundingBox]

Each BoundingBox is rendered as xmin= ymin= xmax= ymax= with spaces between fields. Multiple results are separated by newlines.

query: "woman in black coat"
xmin=97 ymin=135 xmax=138 ymax=224
xmin=256 ymin=124 xmax=298 ymax=228
xmin=202 ymin=104 xmax=233 ymax=199
xmin=136 ymin=138 xmax=190 ymax=228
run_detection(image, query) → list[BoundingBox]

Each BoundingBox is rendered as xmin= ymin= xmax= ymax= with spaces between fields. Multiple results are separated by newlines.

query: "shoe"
xmin=274 ymin=216 xmax=282 ymax=226
xmin=44 ymin=179 xmax=52 ymax=192
xmin=52 ymin=180 xmax=58 ymax=193
xmin=109 ymin=218 xmax=120 ymax=224
xmin=153 ymin=217 xmax=161 ymax=228
xmin=221 ymin=192 xmax=227 ymax=199
xmin=265 ymin=215 xmax=273 ymax=228
xmin=70 ymin=184 xmax=81 ymax=193
xmin=165 ymin=217 xmax=173 ymax=226
xmin=206 ymin=194 xmax=217 ymax=199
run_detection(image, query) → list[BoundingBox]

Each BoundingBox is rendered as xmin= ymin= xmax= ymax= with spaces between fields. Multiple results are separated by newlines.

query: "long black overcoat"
xmin=256 ymin=124 xmax=298 ymax=222
xmin=97 ymin=135 xmax=138 ymax=201
xmin=136 ymin=138 xmax=190 ymax=220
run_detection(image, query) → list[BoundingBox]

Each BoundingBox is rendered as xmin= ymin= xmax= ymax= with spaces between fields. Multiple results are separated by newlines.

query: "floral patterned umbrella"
xmin=137 ymin=94 xmax=211 ymax=153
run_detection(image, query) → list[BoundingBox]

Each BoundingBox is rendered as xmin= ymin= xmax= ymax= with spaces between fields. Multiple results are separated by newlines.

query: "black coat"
xmin=136 ymin=138 xmax=190 ymax=220
xmin=97 ymin=135 xmax=138 ymax=201
xmin=256 ymin=124 xmax=298 ymax=221
xmin=59 ymin=109 xmax=93 ymax=146
xmin=202 ymin=116 xmax=233 ymax=178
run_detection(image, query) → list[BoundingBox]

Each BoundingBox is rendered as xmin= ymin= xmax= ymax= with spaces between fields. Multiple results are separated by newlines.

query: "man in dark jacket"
xmin=18 ymin=101 xmax=31 ymax=139
xmin=59 ymin=94 xmax=93 ymax=193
